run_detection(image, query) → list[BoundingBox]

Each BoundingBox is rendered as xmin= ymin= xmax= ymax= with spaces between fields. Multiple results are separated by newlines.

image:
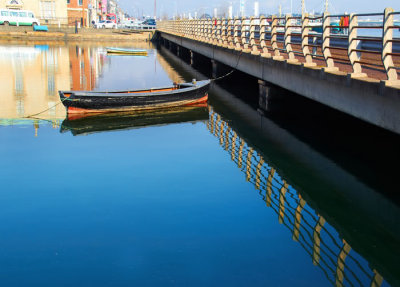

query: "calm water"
xmin=0 ymin=42 xmax=399 ymax=287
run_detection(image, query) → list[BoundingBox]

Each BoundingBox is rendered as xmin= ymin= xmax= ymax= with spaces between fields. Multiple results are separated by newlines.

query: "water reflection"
xmin=207 ymin=108 xmax=390 ymax=287
xmin=60 ymin=106 xmax=208 ymax=136
xmin=0 ymin=42 xmax=398 ymax=287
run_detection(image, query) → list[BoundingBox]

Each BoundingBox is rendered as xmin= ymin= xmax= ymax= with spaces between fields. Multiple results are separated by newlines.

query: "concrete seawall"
xmin=0 ymin=26 xmax=153 ymax=42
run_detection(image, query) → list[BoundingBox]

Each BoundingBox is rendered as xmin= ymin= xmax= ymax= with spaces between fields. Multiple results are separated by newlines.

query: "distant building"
xmin=0 ymin=0 xmax=68 ymax=25
xmin=67 ymin=0 xmax=89 ymax=27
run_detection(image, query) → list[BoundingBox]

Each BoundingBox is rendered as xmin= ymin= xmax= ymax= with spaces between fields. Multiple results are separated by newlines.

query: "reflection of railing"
xmin=207 ymin=108 xmax=386 ymax=287
xmin=158 ymin=8 xmax=400 ymax=84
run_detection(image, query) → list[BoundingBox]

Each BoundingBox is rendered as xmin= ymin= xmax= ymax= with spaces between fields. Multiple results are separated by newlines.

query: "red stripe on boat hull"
xmin=67 ymin=93 xmax=208 ymax=115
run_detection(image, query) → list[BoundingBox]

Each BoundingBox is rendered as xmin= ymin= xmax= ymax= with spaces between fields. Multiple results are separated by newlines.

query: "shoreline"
xmin=0 ymin=26 xmax=154 ymax=42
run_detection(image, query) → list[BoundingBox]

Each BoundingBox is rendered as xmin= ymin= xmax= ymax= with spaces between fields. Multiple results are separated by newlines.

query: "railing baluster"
xmin=255 ymin=157 xmax=265 ymax=190
xmin=271 ymin=16 xmax=284 ymax=60
xmin=302 ymin=13 xmax=316 ymax=67
xmin=246 ymin=148 xmax=254 ymax=181
xmin=285 ymin=15 xmax=298 ymax=63
xmin=348 ymin=13 xmax=367 ymax=78
xmin=278 ymin=181 xmax=288 ymax=223
xmin=266 ymin=168 xmax=276 ymax=207
xmin=238 ymin=139 xmax=245 ymax=168
xmin=383 ymin=7 xmax=399 ymax=84
xmin=335 ymin=240 xmax=352 ymax=287
xmin=292 ymin=195 xmax=306 ymax=241
xmin=371 ymin=269 xmax=383 ymax=287
xmin=312 ymin=216 xmax=326 ymax=265
xmin=231 ymin=132 xmax=238 ymax=161
xmin=260 ymin=16 xmax=272 ymax=58
xmin=322 ymin=13 xmax=339 ymax=72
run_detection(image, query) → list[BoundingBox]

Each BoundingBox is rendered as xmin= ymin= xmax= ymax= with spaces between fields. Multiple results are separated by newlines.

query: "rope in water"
xmin=24 ymin=97 xmax=69 ymax=119
xmin=211 ymin=51 xmax=243 ymax=82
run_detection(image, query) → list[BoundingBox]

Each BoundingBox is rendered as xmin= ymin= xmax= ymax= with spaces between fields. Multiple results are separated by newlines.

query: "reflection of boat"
xmin=60 ymin=106 xmax=209 ymax=136
xmin=58 ymin=80 xmax=210 ymax=114
xmin=106 ymin=47 xmax=148 ymax=55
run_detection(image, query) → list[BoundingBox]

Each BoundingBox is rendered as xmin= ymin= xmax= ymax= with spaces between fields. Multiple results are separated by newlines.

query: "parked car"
xmin=140 ymin=19 xmax=156 ymax=29
xmin=95 ymin=20 xmax=117 ymax=29
xmin=0 ymin=9 xmax=40 ymax=26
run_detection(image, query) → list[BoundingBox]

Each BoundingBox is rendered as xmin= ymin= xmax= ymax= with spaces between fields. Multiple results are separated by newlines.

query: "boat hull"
xmin=59 ymin=80 xmax=210 ymax=114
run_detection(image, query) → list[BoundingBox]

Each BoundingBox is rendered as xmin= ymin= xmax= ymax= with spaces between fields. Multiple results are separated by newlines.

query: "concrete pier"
xmin=157 ymin=31 xmax=400 ymax=134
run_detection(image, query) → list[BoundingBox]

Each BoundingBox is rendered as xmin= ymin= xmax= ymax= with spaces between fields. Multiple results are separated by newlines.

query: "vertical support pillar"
xmin=335 ymin=240 xmax=352 ymax=287
xmin=312 ymin=216 xmax=326 ymax=266
xmin=266 ymin=168 xmax=276 ymax=207
xmin=258 ymin=80 xmax=271 ymax=112
xmin=292 ymin=195 xmax=306 ymax=241
xmin=278 ymin=181 xmax=288 ymax=224
xmin=322 ymin=13 xmax=339 ymax=72
xmin=211 ymin=59 xmax=218 ymax=78
xmin=177 ymin=45 xmax=180 ymax=57
xmin=190 ymin=50 xmax=194 ymax=66
xmin=382 ymin=7 xmax=399 ymax=85
xmin=348 ymin=14 xmax=367 ymax=78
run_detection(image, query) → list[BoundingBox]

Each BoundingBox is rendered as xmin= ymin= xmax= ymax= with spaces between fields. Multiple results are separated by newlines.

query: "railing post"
xmin=371 ymin=269 xmax=383 ymax=287
xmin=285 ymin=15 xmax=298 ymax=63
xmin=246 ymin=148 xmax=254 ymax=181
xmin=207 ymin=18 xmax=213 ymax=43
xmin=278 ymin=181 xmax=288 ymax=224
xmin=231 ymin=132 xmax=238 ymax=161
xmin=382 ymin=7 xmax=399 ymax=85
xmin=292 ymin=195 xmax=306 ymax=241
xmin=224 ymin=126 xmax=231 ymax=151
xmin=241 ymin=17 xmax=250 ymax=52
xmin=250 ymin=17 xmax=260 ymax=55
xmin=227 ymin=18 xmax=235 ymax=49
xmin=221 ymin=18 xmax=228 ymax=47
xmin=255 ymin=157 xmax=265 ymax=190
xmin=266 ymin=168 xmax=276 ymax=207
xmin=260 ymin=16 xmax=272 ymax=58
xmin=322 ymin=13 xmax=339 ymax=72
xmin=302 ymin=13 xmax=316 ymax=67
xmin=312 ymin=216 xmax=326 ymax=266
xmin=234 ymin=17 xmax=242 ymax=50
xmin=348 ymin=13 xmax=367 ymax=78
xmin=271 ymin=16 xmax=284 ymax=60
xmin=335 ymin=240 xmax=352 ymax=287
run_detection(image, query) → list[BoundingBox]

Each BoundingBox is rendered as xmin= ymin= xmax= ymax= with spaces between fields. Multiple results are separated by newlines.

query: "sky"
xmin=118 ymin=0 xmax=400 ymax=18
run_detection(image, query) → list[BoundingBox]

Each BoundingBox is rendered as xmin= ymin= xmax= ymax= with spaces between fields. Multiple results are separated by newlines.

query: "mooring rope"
xmin=211 ymin=50 xmax=243 ymax=82
xmin=24 ymin=97 xmax=69 ymax=119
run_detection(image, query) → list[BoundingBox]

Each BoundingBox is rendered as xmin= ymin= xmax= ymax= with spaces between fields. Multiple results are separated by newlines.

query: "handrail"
xmin=157 ymin=6 xmax=400 ymax=85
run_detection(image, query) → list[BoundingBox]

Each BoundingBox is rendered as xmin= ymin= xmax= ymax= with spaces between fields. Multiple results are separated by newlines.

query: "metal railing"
xmin=158 ymin=7 xmax=400 ymax=85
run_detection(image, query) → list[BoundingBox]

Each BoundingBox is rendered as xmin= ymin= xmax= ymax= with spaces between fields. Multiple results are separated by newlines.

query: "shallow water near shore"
xmin=0 ymin=42 xmax=398 ymax=287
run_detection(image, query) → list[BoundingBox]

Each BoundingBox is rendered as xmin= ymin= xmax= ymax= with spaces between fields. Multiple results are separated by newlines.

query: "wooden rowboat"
xmin=106 ymin=47 xmax=148 ymax=55
xmin=59 ymin=79 xmax=210 ymax=114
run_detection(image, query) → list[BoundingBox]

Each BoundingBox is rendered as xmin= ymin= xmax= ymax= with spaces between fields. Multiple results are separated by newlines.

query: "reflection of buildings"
xmin=207 ymin=109 xmax=392 ymax=287
xmin=69 ymin=45 xmax=103 ymax=91
xmin=0 ymin=44 xmax=106 ymax=136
